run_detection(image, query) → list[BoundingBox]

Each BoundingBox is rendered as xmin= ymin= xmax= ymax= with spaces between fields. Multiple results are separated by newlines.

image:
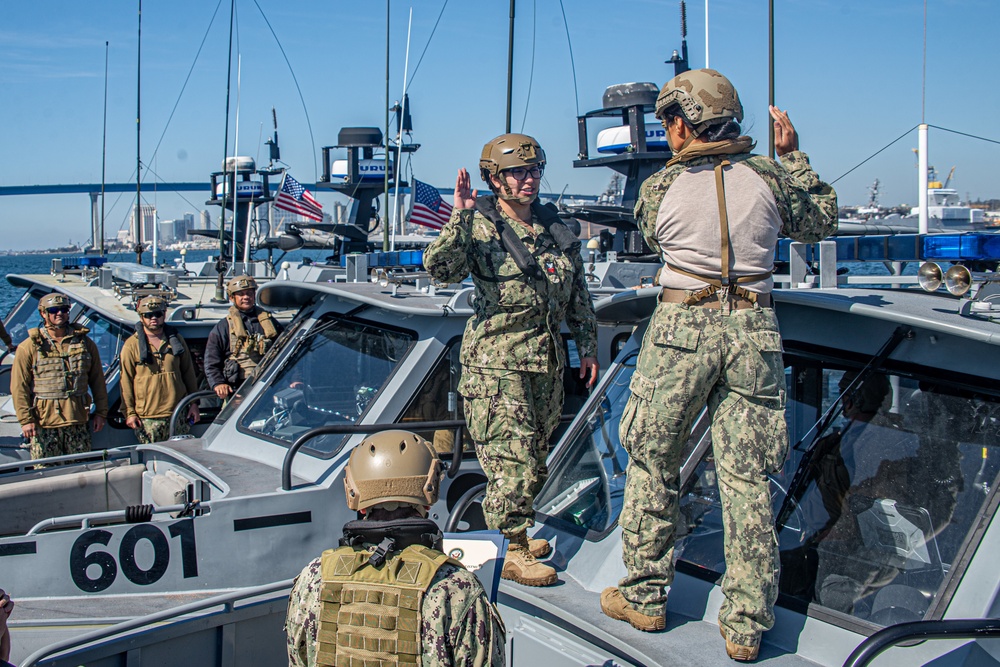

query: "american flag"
xmin=274 ymin=173 xmax=324 ymax=222
xmin=409 ymin=179 xmax=453 ymax=230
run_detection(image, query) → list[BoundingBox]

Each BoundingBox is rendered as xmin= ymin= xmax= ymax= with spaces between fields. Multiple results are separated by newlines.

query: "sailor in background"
xmin=424 ymin=133 xmax=599 ymax=587
xmin=285 ymin=430 xmax=505 ymax=667
xmin=119 ymin=296 xmax=200 ymax=444
xmin=0 ymin=318 xmax=15 ymax=353
xmin=600 ymin=69 xmax=837 ymax=661
xmin=0 ymin=587 xmax=12 ymax=667
xmin=204 ymin=275 xmax=282 ymax=400
xmin=11 ymin=293 xmax=109 ymax=460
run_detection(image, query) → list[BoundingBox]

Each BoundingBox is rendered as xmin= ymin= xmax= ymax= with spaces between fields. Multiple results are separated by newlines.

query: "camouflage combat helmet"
xmin=344 ymin=430 xmax=442 ymax=513
xmin=479 ymin=133 xmax=546 ymax=205
xmin=655 ymin=68 xmax=744 ymax=135
xmin=479 ymin=133 xmax=546 ymax=179
xmin=226 ymin=275 xmax=258 ymax=297
xmin=136 ymin=296 xmax=167 ymax=314
xmin=38 ymin=293 xmax=71 ymax=312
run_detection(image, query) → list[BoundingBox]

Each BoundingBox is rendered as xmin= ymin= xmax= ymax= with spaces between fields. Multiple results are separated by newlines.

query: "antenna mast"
xmin=668 ymin=1 xmax=689 ymax=75
xmin=135 ymin=0 xmax=144 ymax=264
xmin=100 ymin=41 xmax=108 ymax=256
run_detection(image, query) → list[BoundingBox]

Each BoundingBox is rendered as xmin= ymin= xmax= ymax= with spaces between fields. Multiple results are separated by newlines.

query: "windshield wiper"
xmin=775 ymin=325 xmax=913 ymax=530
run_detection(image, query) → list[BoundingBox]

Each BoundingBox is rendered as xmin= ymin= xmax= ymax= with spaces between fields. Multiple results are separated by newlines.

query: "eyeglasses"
xmin=505 ymin=165 xmax=543 ymax=181
xmin=141 ymin=311 xmax=165 ymax=319
xmin=46 ymin=306 xmax=70 ymax=315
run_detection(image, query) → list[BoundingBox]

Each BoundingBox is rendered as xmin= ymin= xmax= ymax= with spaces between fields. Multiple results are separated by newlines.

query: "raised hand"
xmin=453 ymin=168 xmax=478 ymax=210
xmin=769 ymin=105 xmax=799 ymax=157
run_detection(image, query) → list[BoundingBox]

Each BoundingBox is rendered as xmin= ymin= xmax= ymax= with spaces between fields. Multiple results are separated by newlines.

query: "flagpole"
xmin=390 ymin=7 xmax=414 ymax=253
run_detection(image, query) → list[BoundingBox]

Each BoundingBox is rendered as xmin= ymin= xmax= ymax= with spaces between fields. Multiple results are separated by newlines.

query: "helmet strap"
xmin=677 ymin=133 xmax=699 ymax=152
xmin=492 ymin=176 xmax=537 ymax=206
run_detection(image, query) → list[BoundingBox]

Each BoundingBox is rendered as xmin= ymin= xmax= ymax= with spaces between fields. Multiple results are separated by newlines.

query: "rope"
xmin=125 ymin=504 xmax=155 ymax=523
xmin=830 ymin=125 xmax=918 ymax=185
xmin=251 ymin=0 xmax=319 ymax=182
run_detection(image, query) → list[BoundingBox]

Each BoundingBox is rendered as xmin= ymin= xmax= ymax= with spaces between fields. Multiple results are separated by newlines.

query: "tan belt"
xmin=659 ymin=287 xmax=771 ymax=309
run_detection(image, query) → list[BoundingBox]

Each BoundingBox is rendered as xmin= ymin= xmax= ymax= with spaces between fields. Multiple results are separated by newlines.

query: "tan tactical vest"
xmin=28 ymin=326 xmax=92 ymax=401
xmin=316 ymin=544 xmax=462 ymax=667
xmin=226 ymin=306 xmax=279 ymax=376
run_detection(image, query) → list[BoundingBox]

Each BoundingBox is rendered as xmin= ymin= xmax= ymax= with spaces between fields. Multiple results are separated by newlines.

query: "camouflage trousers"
xmin=460 ymin=367 xmax=564 ymax=536
xmin=617 ymin=301 xmax=787 ymax=644
xmin=30 ymin=423 xmax=92 ymax=460
xmin=133 ymin=417 xmax=190 ymax=444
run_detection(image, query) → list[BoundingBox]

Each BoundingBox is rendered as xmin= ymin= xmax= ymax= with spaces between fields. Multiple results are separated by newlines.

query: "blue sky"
xmin=1 ymin=0 xmax=997 ymax=250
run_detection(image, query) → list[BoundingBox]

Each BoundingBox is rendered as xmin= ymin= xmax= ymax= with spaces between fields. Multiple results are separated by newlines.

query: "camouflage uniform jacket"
xmin=11 ymin=325 xmax=109 ymax=428
xmin=286 ymin=555 xmax=505 ymax=667
xmin=635 ymin=149 xmax=838 ymax=261
xmin=119 ymin=330 xmax=199 ymax=420
xmin=424 ymin=199 xmax=598 ymax=373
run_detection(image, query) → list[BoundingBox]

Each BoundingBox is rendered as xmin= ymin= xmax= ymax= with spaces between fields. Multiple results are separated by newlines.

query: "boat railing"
xmin=18 ymin=578 xmax=295 ymax=667
xmin=25 ymin=501 xmax=201 ymax=535
xmin=280 ymin=419 xmax=467 ymax=491
xmin=776 ymin=239 xmax=922 ymax=290
xmin=842 ymin=617 xmax=1000 ymax=667
xmin=169 ymin=390 xmax=220 ymax=438
xmin=0 ymin=448 xmax=135 ymax=477
xmin=281 ymin=413 xmax=579 ymax=491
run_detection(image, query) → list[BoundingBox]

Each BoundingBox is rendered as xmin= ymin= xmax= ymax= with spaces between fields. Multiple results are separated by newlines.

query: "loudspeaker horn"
xmin=917 ymin=262 xmax=943 ymax=292
xmin=945 ymin=264 xmax=972 ymax=296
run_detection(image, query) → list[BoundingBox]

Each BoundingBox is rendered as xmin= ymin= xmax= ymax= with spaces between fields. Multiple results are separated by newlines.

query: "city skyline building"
xmin=129 ymin=205 xmax=156 ymax=246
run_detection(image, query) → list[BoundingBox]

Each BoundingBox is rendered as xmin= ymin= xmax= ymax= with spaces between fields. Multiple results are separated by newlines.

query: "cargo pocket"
xmin=745 ymin=329 xmax=785 ymax=401
xmin=648 ymin=310 xmax=700 ymax=351
xmin=458 ymin=372 xmax=501 ymax=444
xmin=619 ymin=372 xmax=657 ymax=459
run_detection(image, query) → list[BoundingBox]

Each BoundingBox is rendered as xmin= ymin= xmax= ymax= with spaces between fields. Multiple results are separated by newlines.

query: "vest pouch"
xmin=32 ymin=338 xmax=92 ymax=400
xmin=223 ymin=358 xmax=242 ymax=385
xmin=317 ymin=545 xmax=460 ymax=667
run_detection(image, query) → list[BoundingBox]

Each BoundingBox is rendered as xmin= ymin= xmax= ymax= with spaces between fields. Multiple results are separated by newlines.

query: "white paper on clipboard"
xmin=441 ymin=532 xmax=508 ymax=604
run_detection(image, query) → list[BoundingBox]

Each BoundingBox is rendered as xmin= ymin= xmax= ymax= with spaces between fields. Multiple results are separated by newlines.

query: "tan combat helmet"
xmin=38 ymin=293 xmax=71 ymax=313
xmin=479 ymin=133 xmax=546 ymax=204
xmin=655 ymin=68 xmax=743 ymax=137
xmin=344 ymin=430 xmax=442 ymax=515
xmin=226 ymin=275 xmax=258 ymax=298
xmin=136 ymin=296 xmax=167 ymax=314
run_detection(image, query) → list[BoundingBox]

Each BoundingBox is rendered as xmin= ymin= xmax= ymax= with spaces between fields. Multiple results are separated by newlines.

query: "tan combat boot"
xmin=502 ymin=533 xmax=557 ymax=586
xmin=600 ymin=587 xmax=665 ymax=632
xmin=528 ymin=537 xmax=551 ymax=559
xmin=720 ymin=625 xmax=760 ymax=662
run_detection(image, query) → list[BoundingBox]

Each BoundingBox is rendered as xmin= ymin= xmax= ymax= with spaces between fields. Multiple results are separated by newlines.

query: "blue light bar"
xmin=922 ymin=234 xmax=1000 ymax=261
xmin=775 ymin=233 xmax=1000 ymax=264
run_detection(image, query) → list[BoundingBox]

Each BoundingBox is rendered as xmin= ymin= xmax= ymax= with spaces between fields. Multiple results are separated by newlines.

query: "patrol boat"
xmin=1 ymin=247 xmax=627 ymax=663
xmin=19 ymin=247 xmax=1000 ymax=667
xmin=13 ymin=77 xmax=1000 ymax=667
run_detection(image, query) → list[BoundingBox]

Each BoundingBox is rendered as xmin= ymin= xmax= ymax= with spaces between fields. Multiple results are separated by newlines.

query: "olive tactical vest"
xmin=226 ymin=306 xmax=278 ymax=376
xmin=28 ymin=326 xmax=92 ymax=401
xmin=317 ymin=544 xmax=462 ymax=667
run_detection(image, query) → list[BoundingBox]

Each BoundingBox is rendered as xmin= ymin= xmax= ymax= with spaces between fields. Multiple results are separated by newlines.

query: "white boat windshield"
xmin=76 ymin=310 xmax=128 ymax=375
xmin=237 ymin=314 xmax=415 ymax=456
xmin=2 ymin=288 xmax=46 ymax=347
